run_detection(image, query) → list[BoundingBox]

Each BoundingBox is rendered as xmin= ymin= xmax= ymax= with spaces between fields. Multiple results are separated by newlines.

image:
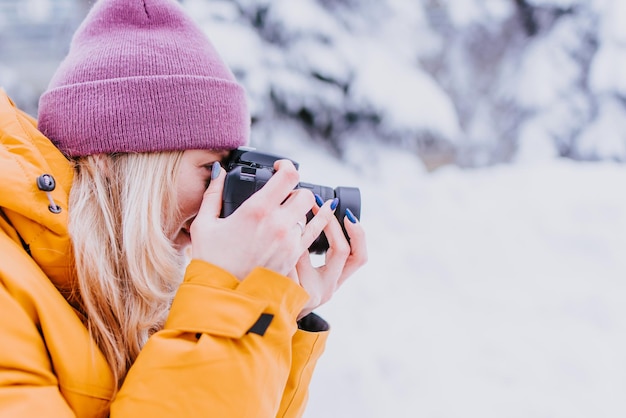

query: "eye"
xmin=202 ymin=161 xmax=223 ymax=189
xmin=203 ymin=165 xmax=213 ymax=189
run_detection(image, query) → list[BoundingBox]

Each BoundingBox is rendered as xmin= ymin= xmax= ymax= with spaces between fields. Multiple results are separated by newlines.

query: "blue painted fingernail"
xmin=330 ymin=198 xmax=339 ymax=211
xmin=345 ymin=208 xmax=357 ymax=224
xmin=211 ymin=161 xmax=221 ymax=180
xmin=314 ymin=193 xmax=324 ymax=207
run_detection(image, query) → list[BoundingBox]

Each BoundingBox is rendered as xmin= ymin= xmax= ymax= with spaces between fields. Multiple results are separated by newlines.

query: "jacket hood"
xmin=0 ymin=89 xmax=74 ymax=290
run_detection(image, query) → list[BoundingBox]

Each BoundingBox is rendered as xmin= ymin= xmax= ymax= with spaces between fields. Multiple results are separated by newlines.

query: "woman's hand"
xmin=291 ymin=201 xmax=368 ymax=320
xmin=190 ymin=158 xmax=367 ymax=317
xmin=189 ymin=159 xmax=339 ymax=280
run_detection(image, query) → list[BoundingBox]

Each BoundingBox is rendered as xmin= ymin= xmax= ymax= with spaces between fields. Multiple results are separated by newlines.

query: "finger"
xmin=293 ymin=252 xmax=313 ymax=290
xmin=336 ymin=217 xmax=368 ymax=287
xmin=286 ymin=265 xmax=300 ymax=285
xmin=319 ymin=213 xmax=352 ymax=278
xmin=294 ymin=252 xmax=317 ymax=318
xmin=253 ymin=159 xmax=300 ymax=206
xmin=281 ymin=188 xmax=315 ymax=222
xmin=300 ymin=198 xmax=336 ymax=250
xmin=196 ymin=161 xmax=226 ymax=219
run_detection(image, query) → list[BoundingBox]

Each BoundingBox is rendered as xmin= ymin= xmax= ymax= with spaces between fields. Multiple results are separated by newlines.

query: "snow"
xmin=16 ymin=0 xmax=53 ymax=23
xmin=272 ymin=136 xmax=626 ymax=418
xmin=264 ymin=0 xmax=341 ymax=39
xmin=527 ymin=0 xmax=581 ymax=7
xmin=590 ymin=0 xmax=626 ymax=98
xmin=513 ymin=17 xmax=582 ymax=110
xmin=590 ymin=42 xmax=626 ymax=97
xmin=515 ymin=116 xmax=562 ymax=163
xmin=350 ymin=45 xmax=461 ymax=140
xmin=577 ymin=98 xmax=626 ymax=160
xmin=597 ymin=0 xmax=626 ymax=43
xmin=445 ymin=0 xmax=513 ymax=28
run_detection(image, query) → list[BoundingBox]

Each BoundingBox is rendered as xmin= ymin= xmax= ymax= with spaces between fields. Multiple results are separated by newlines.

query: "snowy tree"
xmin=183 ymin=0 xmax=626 ymax=167
xmin=2 ymin=0 xmax=626 ymax=167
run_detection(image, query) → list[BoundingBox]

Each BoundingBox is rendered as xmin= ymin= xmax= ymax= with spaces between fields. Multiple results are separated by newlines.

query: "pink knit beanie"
xmin=38 ymin=0 xmax=249 ymax=156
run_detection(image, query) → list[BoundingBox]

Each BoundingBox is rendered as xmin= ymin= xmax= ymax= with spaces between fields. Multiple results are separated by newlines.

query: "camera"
xmin=221 ymin=147 xmax=361 ymax=254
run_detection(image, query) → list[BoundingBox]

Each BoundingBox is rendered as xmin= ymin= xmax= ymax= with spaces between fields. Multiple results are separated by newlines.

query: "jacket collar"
xmin=0 ymin=89 xmax=74 ymax=291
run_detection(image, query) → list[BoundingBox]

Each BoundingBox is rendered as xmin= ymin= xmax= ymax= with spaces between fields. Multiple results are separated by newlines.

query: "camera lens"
xmin=299 ymin=183 xmax=361 ymax=254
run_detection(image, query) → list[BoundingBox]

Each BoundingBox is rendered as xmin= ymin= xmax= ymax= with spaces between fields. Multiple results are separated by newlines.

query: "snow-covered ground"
xmin=271 ymin=136 xmax=626 ymax=418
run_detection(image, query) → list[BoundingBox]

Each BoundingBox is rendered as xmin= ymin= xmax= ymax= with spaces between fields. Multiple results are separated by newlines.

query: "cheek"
xmin=177 ymin=183 xmax=206 ymax=221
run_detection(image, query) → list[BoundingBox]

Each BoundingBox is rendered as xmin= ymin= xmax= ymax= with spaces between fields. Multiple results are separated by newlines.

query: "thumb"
xmin=197 ymin=162 xmax=226 ymax=219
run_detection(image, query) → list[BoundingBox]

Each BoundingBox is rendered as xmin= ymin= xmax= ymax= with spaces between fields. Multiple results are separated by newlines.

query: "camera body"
xmin=221 ymin=147 xmax=361 ymax=254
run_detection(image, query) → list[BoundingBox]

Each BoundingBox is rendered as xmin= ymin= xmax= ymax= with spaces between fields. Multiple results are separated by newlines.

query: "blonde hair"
xmin=68 ymin=151 xmax=187 ymax=389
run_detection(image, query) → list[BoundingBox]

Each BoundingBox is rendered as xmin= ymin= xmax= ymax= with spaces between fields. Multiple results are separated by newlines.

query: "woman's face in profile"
xmin=170 ymin=149 xmax=229 ymax=250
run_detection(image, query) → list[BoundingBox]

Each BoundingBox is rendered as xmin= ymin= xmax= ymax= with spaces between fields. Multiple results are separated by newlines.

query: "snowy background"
xmin=2 ymin=0 xmax=626 ymax=417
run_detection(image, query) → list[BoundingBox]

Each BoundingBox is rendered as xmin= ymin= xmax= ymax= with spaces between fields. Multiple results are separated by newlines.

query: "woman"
xmin=0 ymin=0 xmax=367 ymax=416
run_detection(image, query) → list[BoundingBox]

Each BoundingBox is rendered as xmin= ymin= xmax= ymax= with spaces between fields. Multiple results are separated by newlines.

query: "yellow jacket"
xmin=0 ymin=90 xmax=328 ymax=417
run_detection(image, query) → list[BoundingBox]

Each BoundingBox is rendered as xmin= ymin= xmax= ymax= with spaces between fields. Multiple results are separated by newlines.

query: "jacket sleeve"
xmin=0 ymin=282 xmax=76 ymax=418
xmin=112 ymin=259 xmax=329 ymax=418
xmin=276 ymin=314 xmax=329 ymax=418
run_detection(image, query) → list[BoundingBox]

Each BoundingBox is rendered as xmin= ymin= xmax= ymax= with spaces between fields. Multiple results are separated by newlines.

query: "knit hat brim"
xmin=39 ymin=75 xmax=249 ymax=156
